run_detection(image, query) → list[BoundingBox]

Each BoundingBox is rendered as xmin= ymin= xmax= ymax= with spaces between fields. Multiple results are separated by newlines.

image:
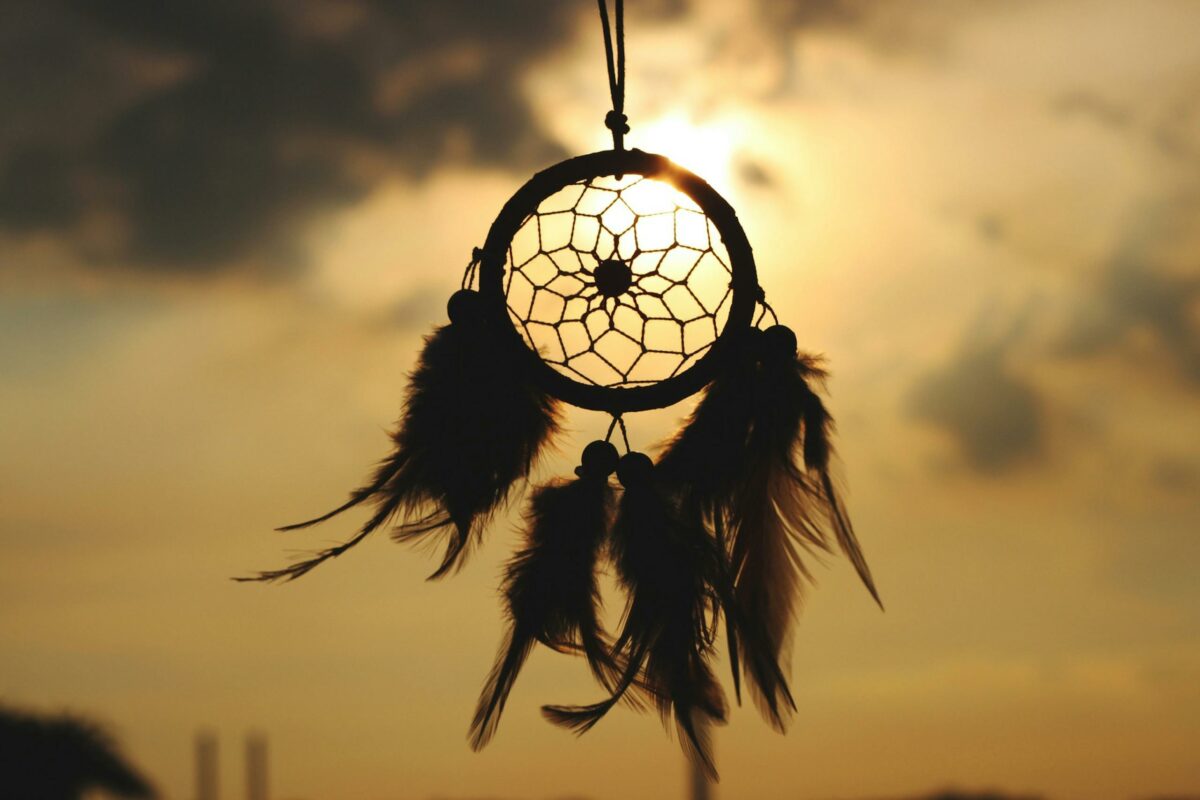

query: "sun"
xmin=634 ymin=112 xmax=741 ymax=192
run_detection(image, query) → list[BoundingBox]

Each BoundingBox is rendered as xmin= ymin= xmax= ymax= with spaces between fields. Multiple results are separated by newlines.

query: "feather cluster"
xmin=479 ymin=326 xmax=880 ymax=780
xmin=542 ymin=452 xmax=728 ymax=779
xmin=239 ymin=290 xmax=559 ymax=583
xmin=652 ymin=326 xmax=882 ymax=735
xmin=469 ymin=441 xmax=619 ymax=751
xmin=246 ymin=312 xmax=877 ymax=781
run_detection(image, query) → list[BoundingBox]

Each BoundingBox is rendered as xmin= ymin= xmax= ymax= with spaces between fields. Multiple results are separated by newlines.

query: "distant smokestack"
xmin=246 ymin=732 xmax=268 ymax=800
xmin=689 ymin=755 xmax=712 ymax=800
xmin=195 ymin=730 xmax=218 ymax=800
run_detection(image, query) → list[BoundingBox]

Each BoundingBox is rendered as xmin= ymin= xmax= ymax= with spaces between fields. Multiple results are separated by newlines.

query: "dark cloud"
xmin=1150 ymin=455 xmax=1200 ymax=495
xmin=908 ymin=331 xmax=1044 ymax=474
xmin=384 ymin=285 xmax=445 ymax=331
xmin=758 ymin=0 xmax=867 ymax=30
xmin=1052 ymin=90 xmax=1134 ymax=131
xmin=0 ymin=2 xmax=165 ymax=152
xmin=0 ymin=0 xmax=1034 ymax=275
xmin=756 ymin=0 xmax=1017 ymax=62
xmin=1151 ymin=89 xmax=1200 ymax=161
xmin=1058 ymin=214 xmax=1200 ymax=387
xmin=736 ymin=157 xmax=776 ymax=188
xmin=974 ymin=214 xmax=1007 ymax=244
xmin=1051 ymin=82 xmax=1200 ymax=164
xmin=0 ymin=0 xmax=666 ymax=272
xmin=1045 ymin=83 xmax=1200 ymax=387
xmin=0 ymin=145 xmax=81 ymax=233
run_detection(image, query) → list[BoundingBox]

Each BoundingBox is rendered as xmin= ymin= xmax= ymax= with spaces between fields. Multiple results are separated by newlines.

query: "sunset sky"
xmin=2 ymin=1 xmax=1198 ymax=799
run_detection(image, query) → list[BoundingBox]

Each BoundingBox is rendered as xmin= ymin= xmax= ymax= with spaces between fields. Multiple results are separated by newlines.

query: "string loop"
xmin=597 ymin=0 xmax=627 ymax=150
xmin=461 ymin=247 xmax=484 ymax=290
xmin=604 ymin=414 xmax=632 ymax=453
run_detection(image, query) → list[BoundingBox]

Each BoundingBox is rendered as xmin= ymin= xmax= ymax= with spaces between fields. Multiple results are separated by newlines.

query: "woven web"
xmin=504 ymin=174 xmax=734 ymax=388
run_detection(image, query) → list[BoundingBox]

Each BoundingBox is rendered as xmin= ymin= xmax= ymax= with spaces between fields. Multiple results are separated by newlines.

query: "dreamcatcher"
xmin=243 ymin=0 xmax=880 ymax=779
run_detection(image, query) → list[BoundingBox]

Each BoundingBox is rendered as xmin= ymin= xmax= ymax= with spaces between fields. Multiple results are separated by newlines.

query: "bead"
xmin=761 ymin=324 xmax=798 ymax=363
xmin=579 ymin=440 xmax=620 ymax=478
xmin=616 ymin=451 xmax=654 ymax=488
xmin=594 ymin=259 xmax=633 ymax=298
xmin=447 ymin=289 xmax=485 ymax=325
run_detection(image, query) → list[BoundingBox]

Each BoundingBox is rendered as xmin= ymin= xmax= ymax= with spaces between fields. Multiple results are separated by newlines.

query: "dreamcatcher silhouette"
xmin=243 ymin=0 xmax=880 ymax=779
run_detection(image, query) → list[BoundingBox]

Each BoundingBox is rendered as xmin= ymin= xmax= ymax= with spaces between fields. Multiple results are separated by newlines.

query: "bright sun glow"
xmin=635 ymin=113 xmax=741 ymax=191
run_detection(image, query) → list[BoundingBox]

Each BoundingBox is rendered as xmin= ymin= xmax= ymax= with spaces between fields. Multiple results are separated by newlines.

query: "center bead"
xmin=594 ymin=259 xmax=633 ymax=298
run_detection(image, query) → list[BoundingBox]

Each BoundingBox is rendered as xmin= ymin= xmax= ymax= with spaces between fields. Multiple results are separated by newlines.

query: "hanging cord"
xmin=754 ymin=293 xmax=780 ymax=328
xmin=597 ymin=0 xmax=629 ymax=150
xmin=604 ymin=414 xmax=631 ymax=453
xmin=461 ymin=247 xmax=484 ymax=290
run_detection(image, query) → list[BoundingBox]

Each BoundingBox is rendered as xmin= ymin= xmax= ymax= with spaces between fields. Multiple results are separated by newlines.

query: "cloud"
xmin=382 ymin=285 xmax=445 ymax=332
xmin=756 ymin=0 xmax=867 ymax=30
xmin=907 ymin=320 xmax=1044 ymax=474
xmin=755 ymin=0 xmax=1017 ymax=64
xmin=1150 ymin=455 xmax=1200 ymax=495
xmin=1057 ymin=197 xmax=1200 ymax=387
xmin=1051 ymin=83 xmax=1200 ymax=163
xmin=0 ymin=145 xmax=81 ymax=234
xmin=0 ymin=0 xmax=994 ymax=276
xmin=910 ymin=191 xmax=1198 ymax=478
xmin=0 ymin=0 xmax=621 ymax=272
xmin=1052 ymin=90 xmax=1134 ymax=131
xmin=1060 ymin=257 xmax=1200 ymax=384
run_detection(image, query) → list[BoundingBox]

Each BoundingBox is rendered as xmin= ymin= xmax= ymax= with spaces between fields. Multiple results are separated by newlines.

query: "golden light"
xmin=635 ymin=112 xmax=742 ymax=193
xmin=504 ymin=165 xmax=736 ymax=388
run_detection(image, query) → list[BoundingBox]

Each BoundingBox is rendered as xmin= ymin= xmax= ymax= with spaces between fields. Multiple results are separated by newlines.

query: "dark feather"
xmin=469 ymin=471 xmax=615 ymax=750
xmin=540 ymin=651 xmax=646 ymax=735
xmin=239 ymin=318 xmax=559 ymax=583
xmin=710 ymin=514 xmax=742 ymax=704
xmin=650 ymin=330 xmax=880 ymax=733
xmin=543 ymin=456 xmax=727 ymax=781
xmin=653 ymin=349 xmax=795 ymax=727
xmin=792 ymin=356 xmax=881 ymax=606
xmin=724 ymin=463 xmax=807 ymax=728
xmin=656 ymin=339 xmax=756 ymax=502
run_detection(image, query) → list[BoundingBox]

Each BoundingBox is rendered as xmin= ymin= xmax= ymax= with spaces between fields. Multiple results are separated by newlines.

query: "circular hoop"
xmin=480 ymin=149 xmax=758 ymax=413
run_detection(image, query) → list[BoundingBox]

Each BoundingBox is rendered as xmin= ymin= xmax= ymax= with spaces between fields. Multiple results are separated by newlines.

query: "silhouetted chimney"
xmin=689 ymin=753 xmax=712 ymax=800
xmin=195 ymin=730 xmax=218 ymax=800
xmin=246 ymin=732 xmax=268 ymax=800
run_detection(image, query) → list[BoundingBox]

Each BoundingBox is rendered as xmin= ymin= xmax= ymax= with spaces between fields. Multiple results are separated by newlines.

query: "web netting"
xmin=504 ymin=174 xmax=735 ymax=389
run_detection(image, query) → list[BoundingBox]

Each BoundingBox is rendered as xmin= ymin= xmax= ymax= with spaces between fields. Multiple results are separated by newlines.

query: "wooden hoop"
xmin=479 ymin=149 xmax=758 ymax=413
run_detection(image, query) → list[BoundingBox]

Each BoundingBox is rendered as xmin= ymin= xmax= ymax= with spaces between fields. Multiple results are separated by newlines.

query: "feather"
xmin=239 ymin=292 xmax=559 ymax=583
xmin=653 ymin=334 xmax=793 ymax=727
xmin=792 ymin=355 xmax=881 ymax=606
xmin=723 ymin=445 xmax=809 ymax=729
xmin=543 ymin=453 xmax=727 ymax=781
xmin=656 ymin=332 xmax=757 ymax=502
xmin=469 ymin=441 xmax=618 ymax=750
xmin=651 ymin=325 xmax=880 ymax=733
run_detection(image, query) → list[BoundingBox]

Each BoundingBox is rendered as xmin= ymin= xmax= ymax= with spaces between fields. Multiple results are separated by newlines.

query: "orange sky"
xmin=1 ymin=2 xmax=1198 ymax=799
